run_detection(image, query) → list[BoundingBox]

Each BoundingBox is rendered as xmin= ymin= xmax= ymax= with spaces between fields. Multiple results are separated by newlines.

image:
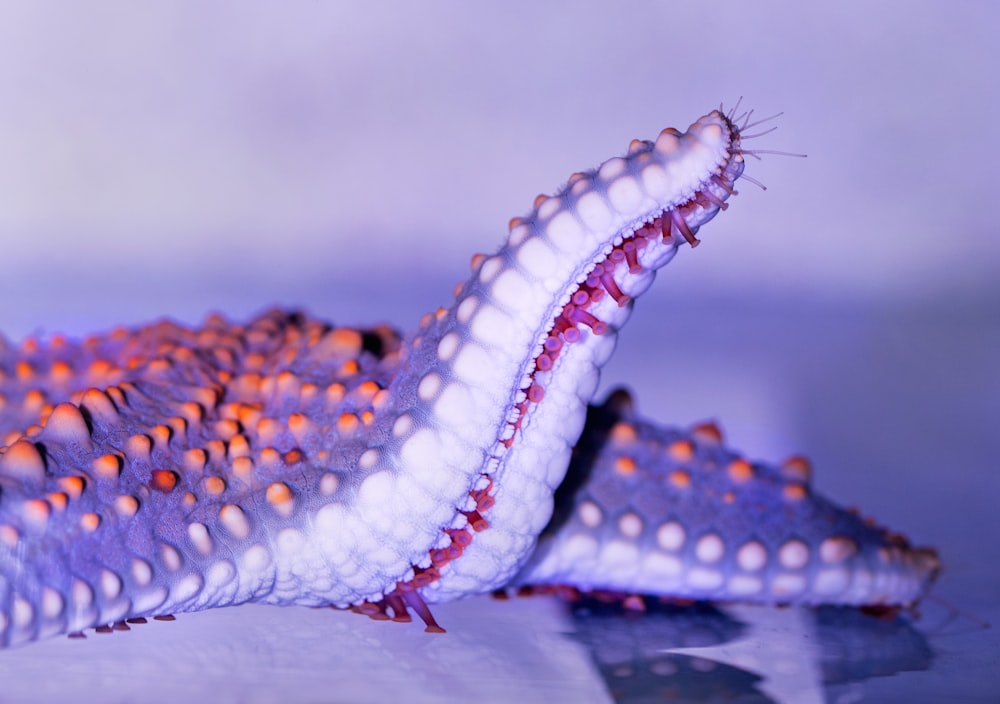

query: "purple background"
xmin=0 ymin=2 xmax=996 ymax=701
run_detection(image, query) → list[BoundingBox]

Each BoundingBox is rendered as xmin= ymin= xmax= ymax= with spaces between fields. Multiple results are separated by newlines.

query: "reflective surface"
xmin=572 ymin=600 xmax=935 ymax=704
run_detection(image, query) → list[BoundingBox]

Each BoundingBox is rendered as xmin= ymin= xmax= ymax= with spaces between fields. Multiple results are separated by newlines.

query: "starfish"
xmin=0 ymin=109 xmax=939 ymax=648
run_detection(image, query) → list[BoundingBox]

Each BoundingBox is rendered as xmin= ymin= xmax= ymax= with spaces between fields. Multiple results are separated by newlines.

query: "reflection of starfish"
xmin=0 ymin=110 xmax=939 ymax=648
xmin=567 ymin=596 xmax=935 ymax=703
xmin=668 ymin=605 xmax=826 ymax=704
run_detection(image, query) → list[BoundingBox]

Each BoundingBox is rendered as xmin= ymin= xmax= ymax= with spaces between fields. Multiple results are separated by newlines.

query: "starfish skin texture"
xmin=0 ymin=110 xmax=939 ymax=648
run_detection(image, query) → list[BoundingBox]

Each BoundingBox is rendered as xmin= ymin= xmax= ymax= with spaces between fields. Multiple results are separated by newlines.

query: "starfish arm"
xmin=411 ymin=111 xmax=746 ymax=602
xmin=514 ymin=389 xmax=941 ymax=607
xmin=0 ymin=313 xmax=411 ymax=645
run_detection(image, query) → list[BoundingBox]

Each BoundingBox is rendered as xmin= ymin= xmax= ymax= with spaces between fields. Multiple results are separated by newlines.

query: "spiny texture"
xmin=0 ymin=110 xmax=938 ymax=648
xmin=516 ymin=391 xmax=940 ymax=605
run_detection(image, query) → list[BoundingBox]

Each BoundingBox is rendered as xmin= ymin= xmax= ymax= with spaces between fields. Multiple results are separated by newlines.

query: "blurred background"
xmin=0 ymin=2 xmax=996 ymax=701
xmin=1 ymin=2 xmax=996 ymax=332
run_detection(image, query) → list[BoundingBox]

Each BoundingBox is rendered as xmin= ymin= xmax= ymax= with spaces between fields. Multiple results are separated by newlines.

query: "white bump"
xmin=161 ymin=544 xmax=182 ymax=571
xmin=575 ymin=191 xmax=612 ymax=232
xmin=242 ymin=544 xmax=272 ymax=573
xmin=173 ymin=573 xmax=204 ymax=602
xmin=618 ymin=512 xmax=643 ymax=539
xmin=545 ymin=211 xmax=585 ymax=252
xmin=456 ymin=295 xmax=479 ymax=323
xmin=188 ymin=522 xmax=213 ymax=555
xmin=727 ymin=575 xmax=763 ymax=596
xmin=220 ymin=505 xmax=251 ymax=539
xmin=651 ymin=661 xmax=678 ymax=677
xmin=102 ymin=597 xmax=131 ymax=623
xmin=819 ymin=536 xmax=857 ymax=564
xmin=358 ymin=448 xmax=379 ymax=470
xmin=131 ymin=559 xmax=153 ymax=586
xmin=561 ymin=534 xmax=599 ymax=561
xmin=695 ymin=533 xmax=725 ymax=563
xmin=451 ymin=343 xmax=494 ymax=384
xmin=277 ymin=527 xmax=305 ymax=556
xmin=490 ymin=269 xmax=533 ymax=310
xmin=477 ymin=256 xmax=504 ymax=284
xmin=434 ymin=383 xmax=475 ymax=428
xmin=132 ymin=587 xmax=167 ymax=614
xmin=814 ymin=568 xmax=850 ymax=596
xmin=207 ymin=560 xmax=235 ymax=588
xmin=72 ymin=579 xmax=94 ymax=607
xmin=399 ymin=428 xmax=442 ymax=468
xmin=642 ymin=552 xmax=683 ymax=577
xmin=357 ymin=471 xmax=396 ymax=515
xmin=600 ymin=540 xmax=640 ymax=568
xmin=100 ymin=569 xmax=122 ymax=600
xmin=640 ymin=163 xmax=671 ymax=201
xmin=418 ymin=373 xmax=442 ymax=400
xmin=772 ymin=574 xmax=806 ymax=597
xmin=313 ymin=502 xmax=345 ymax=538
xmin=437 ymin=333 xmax=460 ymax=361
xmin=469 ymin=303 xmax=516 ymax=347
xmin=392 ymin=414 xmax=413 ymax=437
xmin=319 ymin=472 xmax=340 ymax=496
xmin=578 ymin=501 xmax=603 ymax=529
xmin=569 ymin=174 xmax=591 ymax=195
xmin=778 ymin=540 xmax=810 ymax=570
xmin=537 ymin=195 xmax=562 ymax=219
xmin=508 ymin=223 xmax=532 ymax=247
xmin=41 ymin=588 xmax=64 ymax=619
xmin=114 ymin=495 xmax=139 ymax=518
xmin=656 ymin=521 xmax=686 ymax=551
xmin=607 ymin=176 xmax=643 ymax=215
xmin=655 ymin=129 xmax=681 ymax=154
xmin=12 ymin=597 xmax=33 ymax=627
xmin=598 ymin=156 xmax=627 ymax=181
xmin=698 ymin=121 xmax=725 ymax=144
xmin=736 ymin=541 xmax=768 ymax=572
xmin=687 ymin=567 xmax=724 ymax=591
xmin=516 ymin=237 xmax=560 ymax=280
